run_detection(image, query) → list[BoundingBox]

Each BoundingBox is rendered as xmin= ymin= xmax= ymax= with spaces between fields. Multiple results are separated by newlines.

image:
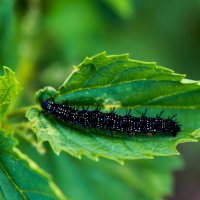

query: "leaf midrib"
xmin=57 ymin=80 xmax=200 ymax=108
xmin=0 ymin=160 xmax=27 ymax=200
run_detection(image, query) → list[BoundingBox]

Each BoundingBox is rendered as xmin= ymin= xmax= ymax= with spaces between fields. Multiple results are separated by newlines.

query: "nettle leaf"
xmin=27 ymin=52 xmax=200 ymax=163
xmin=0 ymin=131 xmax=67 ymax=200
xmin=0 ymin=66 xmax=21 ymax=119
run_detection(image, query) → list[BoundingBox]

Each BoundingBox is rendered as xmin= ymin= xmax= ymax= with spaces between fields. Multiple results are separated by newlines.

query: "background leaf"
xmin=17 ymin=137 xmax=183 ymax=200
xmin=0 ymin=66 xmax=21 ymax=119
xmin=27 ymin=53 xmax=200 ymax=163
xmin=48 ymin=155 xmax=182 ymax=200
xmin=0 ymin=131 xmax=67 ymax=200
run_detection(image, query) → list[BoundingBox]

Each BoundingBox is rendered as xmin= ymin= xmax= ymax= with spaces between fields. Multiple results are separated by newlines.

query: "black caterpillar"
xmin=41 ymin=99 xmax=181 ymax=137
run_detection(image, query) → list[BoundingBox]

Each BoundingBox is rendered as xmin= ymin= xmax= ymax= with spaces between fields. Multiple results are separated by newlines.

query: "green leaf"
xmin=0 ymin=131 xmax=67 ymax=200
xmin=42 ymin=152 xmax=182 ymax=200
xmin=102 ymin=0 xmax=134 ymax=19
xmin=27 ymin=52 xmax=200 ymax=163
xmin=0 ymin=66 xmax=21 ymax=119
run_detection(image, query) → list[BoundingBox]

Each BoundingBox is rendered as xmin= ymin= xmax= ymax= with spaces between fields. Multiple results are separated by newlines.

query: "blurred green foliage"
xmin=2 ymin=0 xmax=200 ymax=86
xmin=18 ymin=139 xmax=182 ymax=200
xmin=0 ymin=132 xmax=66 ymax=200
xmin=1 ymin=0 xmax=200 ymax=199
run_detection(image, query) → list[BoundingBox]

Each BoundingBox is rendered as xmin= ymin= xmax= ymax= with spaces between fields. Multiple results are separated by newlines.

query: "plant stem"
xmin=7 ymin=105 xmax=39 ymax=119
